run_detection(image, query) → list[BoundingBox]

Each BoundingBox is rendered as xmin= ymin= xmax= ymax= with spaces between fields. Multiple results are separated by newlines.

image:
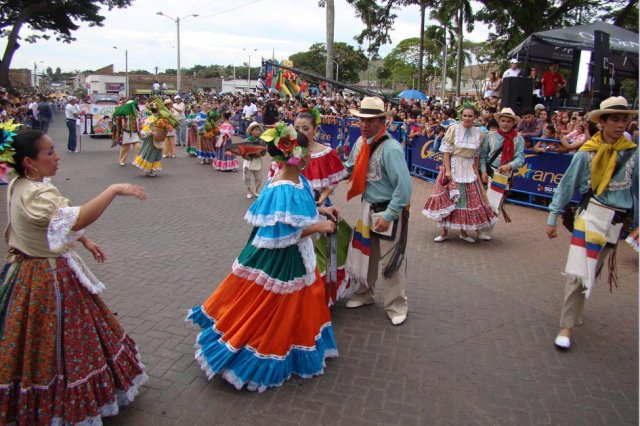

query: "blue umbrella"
xmin=397 ymin=89 xmax=428 ymax=100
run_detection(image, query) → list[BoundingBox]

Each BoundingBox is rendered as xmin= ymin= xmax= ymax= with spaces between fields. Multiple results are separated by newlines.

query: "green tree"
xmin=0 ymin=0 xmax=134 ymax=87
xmin=463 ymin=40 xmax=493 ymax=96
xmin=430 ymin=0 xmax=474 ymax=96
xmin=345 ymin=0 xmax=400 ymax=57
xmin=289 ymin=42 xmax=368 ymax=83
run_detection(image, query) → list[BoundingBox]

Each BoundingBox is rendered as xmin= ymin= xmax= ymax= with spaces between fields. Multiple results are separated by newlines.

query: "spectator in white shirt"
xmin=502 ymin=59 xmax=522 ymax=78
xmin=28 ymin=98 xmax=39 ymax=129
xmin=65 ymin=97 xmax=81 ymax=152
xmin=241 ymin=99 xmax=257 ymax=135
xmin=172 ymin=95 xmax=186 ymax=146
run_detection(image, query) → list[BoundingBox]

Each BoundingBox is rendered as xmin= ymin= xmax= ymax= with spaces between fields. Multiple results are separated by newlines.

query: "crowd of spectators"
xmin=2 ymin=80 xmax=637 ymax=157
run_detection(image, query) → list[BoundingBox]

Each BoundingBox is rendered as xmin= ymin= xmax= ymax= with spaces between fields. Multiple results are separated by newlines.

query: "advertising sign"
xmin=318 ymin=123 xmax=341 ymax=149
xmin=106 ymin=83 xmax=124 ymax=92
xmin=410 ymin=136 xmax=580 ymax=203
xmin=80 ymin=103 xmax=117 ymax=136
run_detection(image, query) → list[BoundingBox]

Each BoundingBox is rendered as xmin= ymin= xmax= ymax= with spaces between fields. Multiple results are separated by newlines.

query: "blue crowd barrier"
xmin=231 ymin=112 xmax=244 ymax=136
xmin=408 ymin=136 xmax=580 ymax=210
xmin=318 ymin=117 xmax=346 ymax=152
xmin=344 ymin=118 xmax=407 ymax=156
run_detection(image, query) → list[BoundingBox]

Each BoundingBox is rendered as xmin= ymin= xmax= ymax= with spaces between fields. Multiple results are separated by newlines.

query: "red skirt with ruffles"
xmin=0 ymin=257 xmax=146 ymax=425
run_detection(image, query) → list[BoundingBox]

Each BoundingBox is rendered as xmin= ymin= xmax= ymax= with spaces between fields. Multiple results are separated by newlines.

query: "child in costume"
xmin=187 ymin=123 xmax=339 ymax=392
xmin=197 ymin=107 xmax=218 ymax=164
xmin=242 ymin=121 xmax=266 ymax=198
xmin=212 ymin=111 xmax=239 ymax=171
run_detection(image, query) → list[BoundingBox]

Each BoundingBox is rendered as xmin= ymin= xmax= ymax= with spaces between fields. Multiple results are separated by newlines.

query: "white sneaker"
xmin=434 ymin=235 xmax=448 ymax=242
xmin=390 ymin=314 xmax=407 ymax=326
xmin=554 ymin=335 xmax=571 ymax=350
xmin=119 ymin=162 xmax=125 ymax=166
xmin=477 ymin=231 xmax=492 ymax=241
xmin=345 ymin=300 xmax=374 ymax=309
xmin=253 ymin=192 xmax=260 ymax=197
xmin=459 ymin=234 xmax=475 ymax=243
xmin=246 ymin=193 xmax=253 ymax=199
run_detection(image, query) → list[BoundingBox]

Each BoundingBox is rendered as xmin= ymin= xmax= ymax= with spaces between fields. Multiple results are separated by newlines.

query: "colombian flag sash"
xmin=565 ymin=199 xmax=623 ymax=297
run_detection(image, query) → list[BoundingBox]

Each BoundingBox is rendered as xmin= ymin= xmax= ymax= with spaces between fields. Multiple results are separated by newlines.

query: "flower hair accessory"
xmin=309 ymin=107 xmax=322 ymax=126
xmin=260 ymin=122 xmax=307 ymax=166
xmin=0 ymin=120 xmax=21 ymax=183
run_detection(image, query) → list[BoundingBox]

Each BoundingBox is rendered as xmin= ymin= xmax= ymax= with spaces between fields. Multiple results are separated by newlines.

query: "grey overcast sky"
xmin=2 ymin=0 xmax=489 ymax=73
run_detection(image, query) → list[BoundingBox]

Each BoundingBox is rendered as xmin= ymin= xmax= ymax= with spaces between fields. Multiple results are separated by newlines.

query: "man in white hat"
xmin=172 ymin=95 xmax=186 ymax=146
xmin=479 ymin=107 xmax=526 ymax=239
xmin=502 ymin=58 xmax=521 ymax=78
xmin=545 ymin=96 xmax=638 ymax=351
xmin=343 ymin=97 xmax=412 ymax=326
xmin=64 ymin=97 xmax=81 ymax=152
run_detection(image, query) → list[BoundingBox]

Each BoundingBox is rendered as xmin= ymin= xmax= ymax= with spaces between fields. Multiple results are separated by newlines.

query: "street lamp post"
xmin=156 ymin=11 xmax=199 ymax=93
xmin=243 ymin=48 xmax=257 ymax=92
xmin=33 ymin=61 xmax=44 ymax=90
xmin=333 ymin=55 xmax=341 ymax=82
xmin=112 ymin=47 xmax=128 ymax=98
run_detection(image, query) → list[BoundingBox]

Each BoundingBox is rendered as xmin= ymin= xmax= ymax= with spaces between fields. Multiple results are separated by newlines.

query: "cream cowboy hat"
xmin=494 ymin=107 xmax=521 ymax=124
xmin=589 ymin=96 xmax=638 ymax=123
xmin=349 ymin=96 xmax=388 ymax=118
xmin=246 ymin=121 xmax=263 ymax=134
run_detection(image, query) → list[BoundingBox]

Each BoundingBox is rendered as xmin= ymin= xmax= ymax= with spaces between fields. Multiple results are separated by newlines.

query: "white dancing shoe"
xmin=459 ymin=234 xmax=475 ymax=243
xmin=477 ymin=231 xmax=492 ymax=241
xmin=345 ymin=300 xmax=374 ymax=309
xmin=554 ymin=334 xmax=571 ymax=350
xmin=434 ymin=235 xmax=448 ymax=242
xmin=390 ymin=314 xmax=407 ymax=326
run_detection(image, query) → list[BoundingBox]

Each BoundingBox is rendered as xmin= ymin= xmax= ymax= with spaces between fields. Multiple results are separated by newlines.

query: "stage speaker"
xmin=501 ymin=77 xmax=533 ymax=116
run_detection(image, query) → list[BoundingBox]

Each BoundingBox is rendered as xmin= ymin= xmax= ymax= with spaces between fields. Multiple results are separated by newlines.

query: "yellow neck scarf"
xmin=579 ymin=131 xmax=636 ymax=195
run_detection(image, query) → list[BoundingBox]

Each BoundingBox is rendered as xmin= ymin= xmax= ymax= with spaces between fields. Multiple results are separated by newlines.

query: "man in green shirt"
xmin=545 ymin=96 xmax=638 ymax=351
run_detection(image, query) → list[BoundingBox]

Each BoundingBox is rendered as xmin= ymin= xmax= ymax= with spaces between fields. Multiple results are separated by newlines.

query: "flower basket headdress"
xmin=260 ymin=122 xmax=307 ymax=166
xmin=0 ymin=121 xmax=21 ymax=182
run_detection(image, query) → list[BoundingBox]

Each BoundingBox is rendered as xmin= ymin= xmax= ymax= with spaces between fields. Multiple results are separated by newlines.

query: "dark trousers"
xmin=40 ymin=119 xmax=50 ymax=133
xmin=66 ymin=119 xmax=77 ymax=151
xmin=544 ymin=95 xmax=557 ymax=112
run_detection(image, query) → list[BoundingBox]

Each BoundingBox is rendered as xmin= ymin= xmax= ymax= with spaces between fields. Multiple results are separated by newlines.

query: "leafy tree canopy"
xmin=0 ymin=0 xmax=134 ymax=86
xmin=288 ymin=42 xmax=369 ymax=83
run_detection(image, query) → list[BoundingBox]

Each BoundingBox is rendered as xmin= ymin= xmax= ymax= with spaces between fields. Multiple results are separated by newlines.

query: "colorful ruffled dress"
xmin=197 ymin=111 xmax=218 ymax=163
xmin=301 ymin=145 xmax=351 ymax=304
xmin=132 ymin=115 xmax=163 ymax=173
xmin=186 ymin=112 xmax=203 ymax=157
xmin=425 ymin=124 xmax=497 ymax=231
xmin=0 ymin=177 xmax=146 ymax=425
xmin=422 ymin=166 xmax=460 ymax=220
xmin=212 ymin=122 xmax=239 ymax=171
xmin=186 ymin=175 xmax=338 ymax=392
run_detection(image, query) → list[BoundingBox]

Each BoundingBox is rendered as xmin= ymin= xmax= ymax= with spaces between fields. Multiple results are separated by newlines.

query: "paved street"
xmin=2 ymin=114 xmax=637 ymax=425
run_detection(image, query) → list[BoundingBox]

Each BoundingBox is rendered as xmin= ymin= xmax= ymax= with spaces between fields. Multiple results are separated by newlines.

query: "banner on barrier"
xmin=410 ymin=136 xmax=579 ymax=202
xmin=318 ymin=124 xmax=340 ymax=149
xmin=231 ymin=112 xmax=243 ymax=135
xmin=411 ymin=137 xmax=442 ymax=171
xmin=511 ymin=151 xmax=579 ymax=201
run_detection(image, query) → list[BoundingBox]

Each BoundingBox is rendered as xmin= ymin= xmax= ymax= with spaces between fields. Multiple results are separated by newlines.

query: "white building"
xmin=84 ymin=74 xmax=126 ymax=94
xmin=221 ymin=79 xmax=262 ymax=94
